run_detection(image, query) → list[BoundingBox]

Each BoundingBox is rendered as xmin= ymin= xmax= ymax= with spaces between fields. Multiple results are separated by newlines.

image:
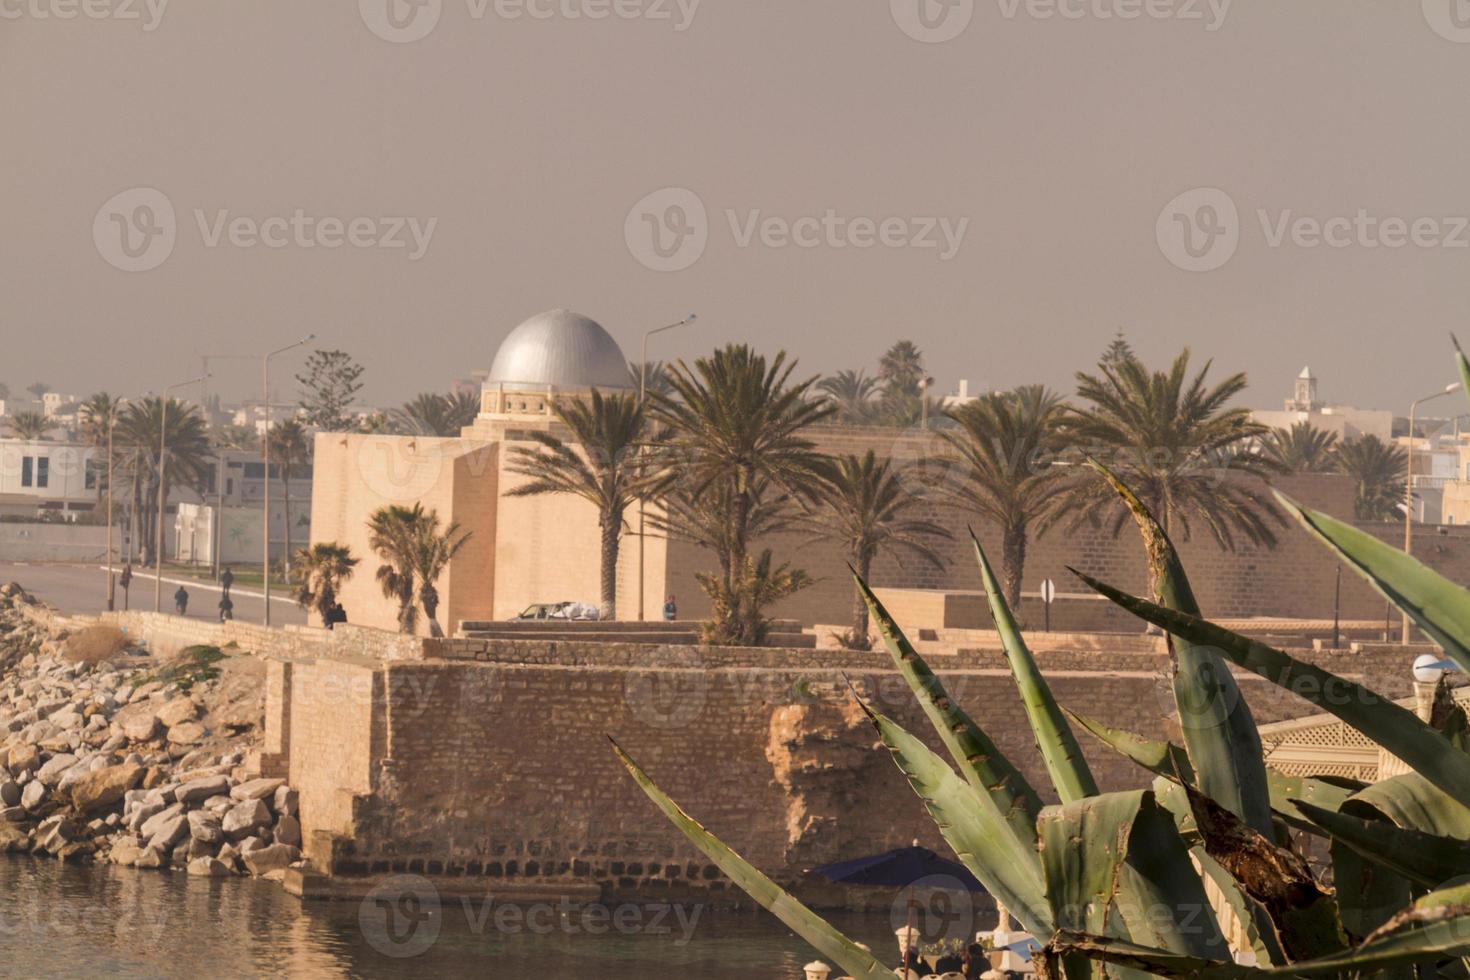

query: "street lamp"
xmin=262 ymin=335 xmax=315 ymax=625
xmin=154 ymin=375 xmax=209 ymax=613
xmin=201 ymin=352 xmax=256 ymax=580
xmin=637 ymin=314 xmax=697 ymax=622
xmin=1402 ymin=380 xmax=1462 ymax=643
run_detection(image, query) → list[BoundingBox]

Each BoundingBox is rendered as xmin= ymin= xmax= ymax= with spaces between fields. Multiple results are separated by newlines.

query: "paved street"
xmin=0 ymin=561 xmax=306 ymax=625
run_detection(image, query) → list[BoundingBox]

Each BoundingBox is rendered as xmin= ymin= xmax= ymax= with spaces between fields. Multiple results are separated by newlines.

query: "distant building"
xmin=940 ymin=378 xmax=981 ymax=410
xmin=0 ymin=438 xmax=99 ymax=518
xmin=1252 ymin=366 xmax=1393 ymax=441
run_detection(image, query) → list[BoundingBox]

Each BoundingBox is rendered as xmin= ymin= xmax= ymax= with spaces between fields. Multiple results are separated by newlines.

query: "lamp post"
xmin=105 ymin=403 xmax=117 ymax=610
xmin=262 ymin=335 xmax=315 ymax=626
xmin=201 ymin=352 xmax=256 ymax=580
xmin=1402 ymin=381 xmax=1461 ymax=643
xmin=637 ymin=314 xmax=696 ymax=622
xmin=154 ymin=376 xmax=209 ymax=613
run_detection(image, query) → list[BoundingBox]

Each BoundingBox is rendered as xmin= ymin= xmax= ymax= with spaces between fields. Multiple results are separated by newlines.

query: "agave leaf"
xmin=1049 ymin=932 xmax=1266 ymax=978
xmin=1261 ymin=885 xmax=1470 ymax=976
xmin=1038 ymin=793 xmax=1139 ymax=980
xmin=972 ymin=533 xmax=1098 ymax=803
xmin=1293 ymin=799 xmax=1469 ymax=889
xmin=610 ymin=739 xmax=890 ymax=980
xmin=1192 ymin=848 xmax=1290 ymax=968
xmin=1072 ymin=569 xmax=1470 ymax=814
xmin=854 ymin=571 xmax=1043 ymax=845
xmin=1087 ymin=459 xmax=1275 ymax=840
xmin=862 ymin=703 xmax=1053 ymax=938
xmin=1352 ymin=771 xmax=1470 ymax=839
xmin=1275 ymin=492 xmax=1470 ymax=673
xmin=1327 ymin=830 xmax=1413 ymax=947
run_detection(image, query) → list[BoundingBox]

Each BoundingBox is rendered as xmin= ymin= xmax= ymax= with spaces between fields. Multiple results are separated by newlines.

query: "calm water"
xmin=0 ymin=858 xmax=916 ymax=979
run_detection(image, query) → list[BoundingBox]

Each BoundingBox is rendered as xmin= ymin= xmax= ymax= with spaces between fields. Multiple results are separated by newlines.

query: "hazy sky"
xmin=5 ymin=0 xmax=1470 ymax=413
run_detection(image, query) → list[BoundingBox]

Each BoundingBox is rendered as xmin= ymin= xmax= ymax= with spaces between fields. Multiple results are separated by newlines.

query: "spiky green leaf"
xmin=1293 ymin=799 xmax=1470 ymax=889
xmin=610 ymin=739 xmax=890 ymax=980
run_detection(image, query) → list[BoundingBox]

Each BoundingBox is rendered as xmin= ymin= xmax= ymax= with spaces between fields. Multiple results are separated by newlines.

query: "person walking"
xmin=218 ymin=593 xmax=234 ymax=622
xmin=174 ymin=585 xmax=189 ymax=616
xmin=662 ymin=594 xmax=677 ymax=621
xmin=119 ymin=564 xmax=132 ymax=611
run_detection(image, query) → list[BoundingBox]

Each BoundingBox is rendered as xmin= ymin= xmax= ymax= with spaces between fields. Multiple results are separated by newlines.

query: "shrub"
xmin=62 ymin=625 xmax=128 ymax=664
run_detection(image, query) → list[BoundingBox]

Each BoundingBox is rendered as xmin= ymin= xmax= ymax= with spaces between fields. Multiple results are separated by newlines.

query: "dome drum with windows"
xmin=479 ymin=309 xmax=631 ymax=419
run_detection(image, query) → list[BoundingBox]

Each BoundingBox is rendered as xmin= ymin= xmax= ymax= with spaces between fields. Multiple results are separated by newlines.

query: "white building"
xmin=0 ymin=439 xmax=100 ymax=518
xmin=1252 ymin=366 xmax=1394 ymax=441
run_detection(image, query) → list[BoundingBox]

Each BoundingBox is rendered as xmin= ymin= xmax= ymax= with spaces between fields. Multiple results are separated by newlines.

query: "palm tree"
xmin=1334 ymin=434 xmax=1407 ymax=521
xmin=652 ymin=345 xmax=834 ymax=645
xmin=408 ymin=510 xmax=471 ymax=637
xmin=816 ymin=369 xmax=880 ymax=424
xmin=5 ymin=411 xmax=49 ymax=441
xmin=802 ymin=450 xmax=951 ymax=647
xmin=79 ymin=393 xmax=121 ymax=501
xmin=267 ymin=418 xmax=312 ymax=577
xmin=878 ymin=340 xmax=925 ymax=398
xmin=210 ymin=423 xmax=258 ymax=452
xmin=367 ymin=504 xmax=424 ymax=634
xmin=290 ymin=542 xmax=359 ymax=624
xmin=628 ymin=361 xmax=674 ymax=398
xmin=394 ymin=391 xmax=479 ymax=436
xmin=1061 ymin=348 xmax=1284 ymax=553
xmin=940 ymin=385 xmax=1070 ymax=609
xmin=114 ymin=398 xmax=212 ymax=565
xmin=1262 ymin=421 xmax=1339 ymax=473
xmin=506 ymin=390 xmax=655 ymax=620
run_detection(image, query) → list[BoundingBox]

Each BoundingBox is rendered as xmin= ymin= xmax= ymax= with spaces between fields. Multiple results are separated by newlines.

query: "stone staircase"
xmin=456 ymin=618 xmax=816 ymax=648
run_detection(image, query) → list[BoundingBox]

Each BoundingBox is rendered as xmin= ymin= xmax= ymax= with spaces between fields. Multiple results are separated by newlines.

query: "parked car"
xmin=515 ymin=602 xmax=574 ymax=620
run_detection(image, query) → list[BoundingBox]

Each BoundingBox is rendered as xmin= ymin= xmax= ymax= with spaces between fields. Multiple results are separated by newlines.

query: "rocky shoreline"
xmin=0 ymin=583 xmax=304 ymax=880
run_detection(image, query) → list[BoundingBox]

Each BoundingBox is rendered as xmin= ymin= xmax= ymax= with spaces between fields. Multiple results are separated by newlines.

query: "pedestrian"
xmin=218 ymin=593 xmax=234 ymax=622
xmin=220 ymin=566 xmax=234 ymax=595
xmin=174 ymin=585 xmax=189 ymax=616
xmin=119 ymin=564 xmax=132 ymax=611
xmin=662 ymin=593 xmax=677 ymax=621
xmin=329 ymin=602 xmax=348 ymax=629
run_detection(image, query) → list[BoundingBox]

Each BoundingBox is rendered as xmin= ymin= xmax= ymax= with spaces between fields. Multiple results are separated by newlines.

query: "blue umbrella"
xmin=810 ymin=843 xmax=985 ymax=892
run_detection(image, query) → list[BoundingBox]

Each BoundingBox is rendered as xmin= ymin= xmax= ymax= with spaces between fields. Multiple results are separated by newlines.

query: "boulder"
xmin=35 ymin=753 xmax=77 ymax=786
xmin=156 ymin=697 xmax=198 ymax=729
xmin=230 ymin=778 xmax=284 ymax=803
xmin=0 ymin=781 xmax=18 ymax=807
xmin=273 ymin=814 xmax=301 ymax=848
xmin=187 ymin=810 xmax=223 ymax=844
xmin=133 ymin=845 xmax=164 ymax=869
xmin=138 ymin=803 xmax=184 ymax=840
xmin=146 ymin=813 xmax=188 ymax=852
xmin=166 ymin=722 xmax=205 ymax=745
xmin=110 ymin=837 xmax=143 ymax=866
xmin=7 ymin=743 xmax=39 ymax=773
xmin=272 ymin=785 xmax=298 ymax=817
xmin=241 ymin=843 xmax=300 ymax=876
xmin=187 ymin=856 xmax=231 ymax=877
xmin=117 ymin=708 xmax=161 ymax=743
xmin=222 ymin=799 xmax=270 ymax=838
xmin=20 ymin=780 xmax=46 ymax=811
xmin=68 ymin=763 xmax=144 ymax=813
xmin=175 ymin=775 xmax=230 ymax=807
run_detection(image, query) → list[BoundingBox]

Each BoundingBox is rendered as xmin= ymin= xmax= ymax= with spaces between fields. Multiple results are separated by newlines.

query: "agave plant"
xmin=611 ymin=342 xmax=1470 ymax=978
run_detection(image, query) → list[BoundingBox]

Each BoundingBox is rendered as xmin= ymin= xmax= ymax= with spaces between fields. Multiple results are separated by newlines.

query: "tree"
xmin=628 ymin=361 xmax=674 ymax=399
xmin=394 ymin=391 xmax=480 ymax=436
xmin=296 ymin=349 xmax=365 ymax=432
xmin=290 ymin=542 xmax=359 ymax=624
xmin=801 ymin=450 xmax=951 ymax=647
xmin=114 ymin=398 xmax=212 ymax=565
xmin=940 ymin=386 xmax=1070 ymax=609
xmin=878 ymin=340 xmax=925 ymax=398
xmin=25 ymin=382 xmax=49 ymax=401
xmin=506 ymin=389 xmax=655 ymax=620
xmin=1100 ymin=328 xmax=1136 ymax=369
xmin=1062 ymin=348 xmax=1284 ymax=551
xmin=816 ymin=369 xmax=880 ymax=425
xmin=267 ymin=418 xmax=312 ymax=577
xmin=652 ymin=345 xmax=833 ymax=645
xmin=210 ymin=423 xmax=258 ymax=452
xmin=356 ymin=412 xmax=395 ymax=434
xmin=409 ymin=509 xmax=471 ymax=637
xmin=5 ymin=411 xmax=49 ymax=441
xmin=1263 ymin=421 xmax=1339 ymax=473
xmin=1334 ymin=434 xmax=1407 ymax=521
xmin=79 ymin=393 xmax=121 ymax=500
xmin=366 ymin=503 xmax=470 ymax=635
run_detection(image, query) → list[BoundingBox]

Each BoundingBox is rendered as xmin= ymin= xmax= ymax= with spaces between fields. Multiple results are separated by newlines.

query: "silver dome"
xmin=485 ymin=309 xmax=630 ymax=390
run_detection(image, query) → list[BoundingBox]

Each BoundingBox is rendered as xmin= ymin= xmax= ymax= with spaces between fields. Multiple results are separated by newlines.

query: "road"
xmin=0 ymin=561 xmax=306 ymax=625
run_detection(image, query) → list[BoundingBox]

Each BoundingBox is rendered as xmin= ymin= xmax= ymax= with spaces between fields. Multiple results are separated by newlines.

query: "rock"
xmin=216 ymin=842 xmax=240 ymax=870
xmin=237 ymin=835 xmax=265 ymax=854
xmin=0 ymin=806 xmax=27 ymax=822
xmin=203 ymin=795 xmax=233 ymax=814
xmin=156 ymin=697 xmax=198 ymax=729
xmin=272 ymin=785 xmax=298 ymax=817
xmin=7 ymin=743 xmax=39 ymax=773
xmin=118 ymin=708 xmax=161 ymax=743
xmin=222 ymin=799 xmax=270 ymax=838
xmin=0 ymin=822 xmax=30 ymax=853
xmin=273 ymin=814 xmax=301 ymax=848
xmin=68 ymin=764 xmax=144 ymax=813
xmin=241 ymin=843 xmax=300 ymax=876
xmin=146 ymin=813 xmax=188 ymax=851
xmin=36 ymin=753 xmax=77 ymax=786
xmin=110 ymin=837 xmax=143 ymax=866
xmin=187 ymin=810 xmax=223 ymax=844
xmin=140 ymin=767 xmax=166 ymax=790
xmin=20 ymin=780 xmax=46 ymax=811
xmin=187 ymin=856 xmax=230 ymax=877
xmin=139 ymin=803 xmax=184 ymax=840
xmin=133 ymin=845 xmax=164 ymax=869
xmin=175 ymin=775 xmax=230 ymax=807
xmin=128 ymin=800 xmax=164 ymax=832
xmin=0 ymin=781 xmax=18 ymax=807
xmin=230 ymin=778 xmax=284 ymax=803
xmin=166 ymin=722 xmax=205 ymax=745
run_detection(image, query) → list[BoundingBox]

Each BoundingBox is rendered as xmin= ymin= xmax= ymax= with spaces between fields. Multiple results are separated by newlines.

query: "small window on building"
xmin=20 ymin=457 xmax=32 ymax=487
xmin=35 ymin=457 xmax=48 ymax=489
xmin=84 ymin=459 xmax=98 ymax=490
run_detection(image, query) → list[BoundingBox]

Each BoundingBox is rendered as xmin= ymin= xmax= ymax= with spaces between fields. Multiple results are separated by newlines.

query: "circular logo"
xmin=1154 ymin=653 xmax=1244 ymax=735
xmin=359 ymin=0 xmax=442 ymax=43
xmin=624 ymin=187 xmax=708 ymax=272
xmin=359 ymin=874 xmax=441 ymax=958
xmin=891 ymin=0 xmax=974 ymax=43
xmin=623 ymin=652 xmax=709 ymax=730
xmin=888 ymin=873 xmax=977 ymax=951
xmin=1423 ymin=0 xmax=1470 ymax=42
xmin=1155 ymin=187 xmax=1238 ymax=273
xmin=353 ymin=435 xmax=450 ymax=502
xmin=93 ymin=187 xmax=176 ymax=273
